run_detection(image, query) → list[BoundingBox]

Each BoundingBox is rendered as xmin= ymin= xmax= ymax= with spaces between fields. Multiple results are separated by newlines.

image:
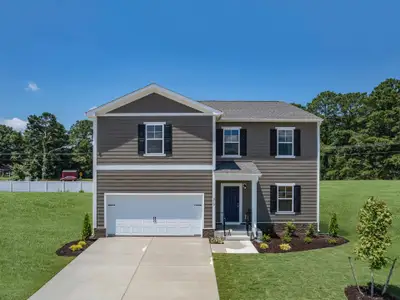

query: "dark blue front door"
xmin=223 ymin=186 xmax=240 ymax=222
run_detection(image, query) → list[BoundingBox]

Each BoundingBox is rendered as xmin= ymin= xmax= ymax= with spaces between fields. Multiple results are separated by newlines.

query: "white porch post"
xmin=251 ymin=178 xmax=258 ymax=236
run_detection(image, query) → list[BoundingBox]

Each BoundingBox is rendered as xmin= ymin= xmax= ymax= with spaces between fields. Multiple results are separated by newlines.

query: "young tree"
xmin=354 ymin=197 xmax=393 ymax=296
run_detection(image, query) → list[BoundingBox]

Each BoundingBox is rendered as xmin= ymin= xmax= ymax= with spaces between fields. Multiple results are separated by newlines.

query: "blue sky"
xmin=0 ymin=0 xmax=399 ymax=130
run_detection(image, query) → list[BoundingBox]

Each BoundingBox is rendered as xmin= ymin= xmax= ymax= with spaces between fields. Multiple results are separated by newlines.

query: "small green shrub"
xmin=279 ymin=243 xmax=291 ymax=251
xmin=306 ymin=224 xmax=316 ymax=238
xmin=328 ymin=213 xmax=339 ymax=237
xmin=281 ymin=234 xmax=292 ymax=243
xmin=284 ymin=221 xmax=296 ymax=237
xmin=304 ymin=236 xmax=313 ymax=244
xmin=69 ymin=244 xmax=83 ymax=252
xmin=78 ymin=241 xmax=87 ymax=247
xmin=328 ymin=238 xmax=337 ymax=245
xmin=82 ymin=213 xmax=92 ymax=240
xmin=260 ymin=243 xmax=269 ymax=249
xmin=209 ymin=237 xmax=224 ymax=244
xmin=262 ymin=234 xmax=271 ymax=243
xmin=79 ymin=189 xmax=84 ymax=193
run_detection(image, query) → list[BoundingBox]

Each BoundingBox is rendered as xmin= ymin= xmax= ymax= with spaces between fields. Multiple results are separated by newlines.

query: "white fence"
xmin=0 ymin=181 xmax=93 ymax=193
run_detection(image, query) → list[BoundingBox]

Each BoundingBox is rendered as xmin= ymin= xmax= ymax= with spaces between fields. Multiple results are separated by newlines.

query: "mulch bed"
xmin=252 ymin=234 xmax=348 ymax=253
xmin=56 ymin=239 xmax=96 ymax=257
xmin=345 ymin=285 xmax=397 ymax=300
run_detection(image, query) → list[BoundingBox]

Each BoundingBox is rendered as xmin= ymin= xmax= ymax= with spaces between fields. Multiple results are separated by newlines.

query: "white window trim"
xmin=275 ymin=183 xmax=295 ymax=214
xmin=275 ymin=127 xmax=295 ymax=158
xmin=144 ymin=122 xmax=166 ymax=156
xmin=222 ymin=127 xmax=242 ymax=158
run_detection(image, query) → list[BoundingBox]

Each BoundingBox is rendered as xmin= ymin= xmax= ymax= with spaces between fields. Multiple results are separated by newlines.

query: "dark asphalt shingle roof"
xmin=200 ymin=101 xmax=322 ymax=121
xmin=215 ymin=161 xmax=261 ymax=176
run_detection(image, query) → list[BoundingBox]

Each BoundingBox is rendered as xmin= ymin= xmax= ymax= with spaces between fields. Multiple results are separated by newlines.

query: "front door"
xmin=223 ymin=186 xmax=240 ymax=223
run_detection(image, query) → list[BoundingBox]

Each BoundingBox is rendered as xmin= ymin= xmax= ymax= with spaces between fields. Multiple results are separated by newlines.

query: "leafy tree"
xmin=328 ymin=213 xmax=339 ymax=237
xmin=354 ymin=197 xmax=392 ymax=296
xmin=82 ymin=213 xmax=92 ymax=240
xmin=69 ymin=120 xmax=93 ymax=178
xmin=24 ymin=113 xmax=68 ymax=179
xmin=0 ymin=125 xmax=24 ymax=167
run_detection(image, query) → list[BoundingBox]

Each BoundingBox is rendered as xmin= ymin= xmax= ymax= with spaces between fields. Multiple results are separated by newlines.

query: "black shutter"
xmin=216 ymin=129 xmax=223 ymax=156
xmin=294 ymin=129 xmax=301 ymax=156
xmin=294 ymin=185 xmax=301 ymax=213
xmin=164 ymin=124 xmax=172 ymax=156
xmin=138 ymin=124 xmax=145 ymax=155
xmin=270 ymin=185 xmax=277 ymax=213
xmin=270 ymin=129 xmax=277 ymax=156
xmin=240 ymin=129 xmax=247 ymax=156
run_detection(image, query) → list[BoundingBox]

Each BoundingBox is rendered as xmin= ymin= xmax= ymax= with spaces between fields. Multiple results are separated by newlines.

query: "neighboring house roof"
xmin=215 ymin=161 xmax=261 ymax=176
xmin=200 ymin=101 xmax=322 ymax=122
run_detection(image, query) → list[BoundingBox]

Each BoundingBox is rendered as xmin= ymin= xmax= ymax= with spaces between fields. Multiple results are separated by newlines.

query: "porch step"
xmin=225 ymin=234 xmax=250 ymax=241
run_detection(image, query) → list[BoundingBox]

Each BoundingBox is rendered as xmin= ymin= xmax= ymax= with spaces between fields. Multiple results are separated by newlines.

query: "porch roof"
xmin=215 ymin=161 xmax=261 ymax=178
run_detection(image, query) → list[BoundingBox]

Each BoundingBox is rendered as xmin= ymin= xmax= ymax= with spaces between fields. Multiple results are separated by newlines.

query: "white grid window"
xmin=277 ymin=185 xmax=293 ymax=212
xmin=277 ymin=128 xmax=294 ymax=156
xmin=145 ymin=124 xmax=164 ymax=155
xmin=223 ymin=128 xmax=240 ymax=156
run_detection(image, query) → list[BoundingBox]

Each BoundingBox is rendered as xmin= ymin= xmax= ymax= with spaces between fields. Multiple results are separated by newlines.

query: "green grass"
xmin=214 ymin=180 xmax=400 ymax=300
xmin=0 ymin=192 xmax=91 ymax=300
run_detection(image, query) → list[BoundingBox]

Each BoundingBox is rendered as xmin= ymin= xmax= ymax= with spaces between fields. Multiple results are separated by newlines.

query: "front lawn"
xmin=213 ymin=180 xmax=400 ymax=300
xmin=0 ymin=192 xmax=91 ymax=300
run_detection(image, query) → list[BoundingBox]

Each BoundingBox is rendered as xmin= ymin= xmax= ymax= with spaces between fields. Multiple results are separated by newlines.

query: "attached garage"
xmin=104 ymin=193 xmax=204 ymax=237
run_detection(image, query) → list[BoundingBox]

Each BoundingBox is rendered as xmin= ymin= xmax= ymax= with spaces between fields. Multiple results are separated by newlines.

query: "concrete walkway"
xmin=29 ymin=237 xmax=219 ymax=300
xmin=211 ymin=240 xmax=258 ymax=253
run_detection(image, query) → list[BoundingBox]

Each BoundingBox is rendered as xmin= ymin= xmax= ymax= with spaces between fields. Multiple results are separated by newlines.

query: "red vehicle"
xmin=61 ymin=170 xmax=78 ymax=181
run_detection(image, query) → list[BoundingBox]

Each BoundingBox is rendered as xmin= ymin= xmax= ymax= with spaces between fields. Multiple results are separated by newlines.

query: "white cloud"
xmin=0 ymin=118 xmax=28 ymax=131
xmin=25 ymin=82 xmax=40 ymax=92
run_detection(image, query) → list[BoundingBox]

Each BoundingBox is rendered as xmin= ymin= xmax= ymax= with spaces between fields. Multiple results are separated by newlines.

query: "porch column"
xmin=251 ymin=178 xmax=258 ymax=237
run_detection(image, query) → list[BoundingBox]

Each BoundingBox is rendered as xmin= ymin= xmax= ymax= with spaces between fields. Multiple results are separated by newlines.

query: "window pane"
xmin=285 ymin=130 xmax=293 ymax=142
xmin=224 ymin=143 xmax=239 ymax=155
xmin=231 ymin=130 xmax=239 ymax=142
xmin=147 ymin=131 xmax=155 ymax=138
xmin=278 ymin=186 xmax=286 ymax=198
xmin=278 ymin=200 xmax=292 ymax=212
xmin=278 ymin=143 xmax=292 ymax=156
xmin=154 ymin=131 xmax=162 ymax=139
xmin=154 ymin=125 xmax=163 ymax=132
xmin=286 ymin=186 xmax=293 ymax=198
xmin=147 ymin=140 xmax=163 ymax=154
xmin=278 ymin=130 xmax=286 ymax=142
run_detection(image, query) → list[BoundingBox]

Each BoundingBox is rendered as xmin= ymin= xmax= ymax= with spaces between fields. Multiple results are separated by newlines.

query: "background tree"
xmin=0 ymin=125 xmax=24 ymax=167
xmin=24 ymin=113 xmax=68 ymax=180
xmin=69 ymin=120 xmax=93 ymax=177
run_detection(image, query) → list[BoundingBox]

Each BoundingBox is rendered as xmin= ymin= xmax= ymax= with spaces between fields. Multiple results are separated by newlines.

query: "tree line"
xmin=0 ymin=78 xmax=398 ymax=180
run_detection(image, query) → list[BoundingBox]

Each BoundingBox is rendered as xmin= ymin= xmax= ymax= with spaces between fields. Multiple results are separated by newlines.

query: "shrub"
xmin=79 ymin=189 xmax=84 ymax=193
xmin=78 ymin=241 xmax=87 ymax=247
xmin=281 ymin=233 xmax=292 ymax=243
xmin=328 ymin=213 xmax=339 ymax=237
xmin=279 ymin=243 xmax=291 ymax=251
xmin=284 ymin=221 xmax=296 ymax=237
xmin=69 ymin=244 xmax=83 ymax=252
xmin=306 ymin=224 xmax=316 ymax=238
xmin=209 ymin=237 xmax=224 ymax=244
xmin=260 ymin=243 xmax=269 ymax=249
xmin=262 ymin=234 xmax=271 ymax=243
xmin=354 ymin=197 xmax=393 ymax=296
xmin=82 ymin=213 xmax=92 ymax=240
xmin=304 ymin=236 xmax=313 ymax=244
xmin=328 ymin=238 xmax=337 ymax=245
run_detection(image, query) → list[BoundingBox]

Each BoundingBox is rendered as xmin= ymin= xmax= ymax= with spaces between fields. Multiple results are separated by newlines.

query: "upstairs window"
xmin=277 ymin=128 xmax=294 ymax=157
xmin=145 ymin=123 xmax=164 ymax=155
xmin=223 ymin=128 xmax=240 ymax=156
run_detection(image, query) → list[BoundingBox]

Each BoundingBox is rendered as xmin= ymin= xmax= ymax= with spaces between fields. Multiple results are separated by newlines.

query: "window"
xmin=277 ymin=185 xmax=293 ymax=213
xmin=145 ymin=123 xmax=164 ymax=155
xmin=277 ymin=128 xmax=294 ymax=157
xmin=223 ymin=128 xmax=240 ymax=156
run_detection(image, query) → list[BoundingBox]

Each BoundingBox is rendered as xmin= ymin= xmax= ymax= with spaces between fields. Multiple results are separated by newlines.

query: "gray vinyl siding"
xmin=216 ymin=121 xmax=318 ymax=223
xmin=97 ymin=116 xmax=212 ymax=164
xmin=109 ymin=93 xmax=201 ymax=113
xmin=96 ymin=170 xmax=213 ymax=228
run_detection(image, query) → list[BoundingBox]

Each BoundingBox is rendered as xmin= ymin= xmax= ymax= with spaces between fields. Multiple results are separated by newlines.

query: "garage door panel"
xmin=106 ymin=194 xmax=203 ymax=236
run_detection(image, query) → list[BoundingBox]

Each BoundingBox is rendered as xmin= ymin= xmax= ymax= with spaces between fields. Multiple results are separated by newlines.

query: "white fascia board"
xmin=214 ymin=173 xmax=261 ymax=181
xmin=97 ymin=164 xmax=213 ymax=171
xmin=86 ymin=84 xmax=222 ymax=117
xmin=101 ymin=113 xmax=215 ymax=117
xmin=218 ymin=118 xmax=323 ymax=123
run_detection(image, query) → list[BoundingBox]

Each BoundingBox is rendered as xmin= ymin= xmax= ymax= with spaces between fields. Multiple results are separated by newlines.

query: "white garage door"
xmin=105 ymin=193 xmax=203 ymax=236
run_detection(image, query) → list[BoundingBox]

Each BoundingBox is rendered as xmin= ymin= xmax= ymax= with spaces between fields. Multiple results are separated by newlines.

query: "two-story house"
xmin=86 ymin=84 xmax=322 ymax=238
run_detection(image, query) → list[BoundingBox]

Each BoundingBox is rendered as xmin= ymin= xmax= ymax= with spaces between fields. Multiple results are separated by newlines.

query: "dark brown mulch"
xmin=253 ymin=234 xmax=348 ymax=253
xmin=56 ymin=239 xmax=96 ymax=257
xmin=344 ymin=285 xmax=397 ymax=300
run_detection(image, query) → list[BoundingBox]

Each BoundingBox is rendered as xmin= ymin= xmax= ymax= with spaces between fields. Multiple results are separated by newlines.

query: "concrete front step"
xmin=225 ymin=234 xmax=251 ymax=241
xmin=215 ymin=230 xmax=249 ymax=236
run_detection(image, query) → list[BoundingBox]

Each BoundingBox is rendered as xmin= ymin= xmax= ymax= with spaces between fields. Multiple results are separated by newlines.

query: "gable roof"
xmin=86 ymin=84 xmax=223 ymax=117
xmin=200 ymin=101 xmax=322 ymax=122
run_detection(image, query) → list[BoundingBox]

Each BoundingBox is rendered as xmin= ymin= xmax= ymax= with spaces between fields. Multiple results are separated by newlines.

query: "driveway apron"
xmin=29 ymin=237 xmax=219 ymax=300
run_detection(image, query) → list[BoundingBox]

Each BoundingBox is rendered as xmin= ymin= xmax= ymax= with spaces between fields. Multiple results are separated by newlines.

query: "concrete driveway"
xmin=29 ymin=237 xmax=219 ymax=300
